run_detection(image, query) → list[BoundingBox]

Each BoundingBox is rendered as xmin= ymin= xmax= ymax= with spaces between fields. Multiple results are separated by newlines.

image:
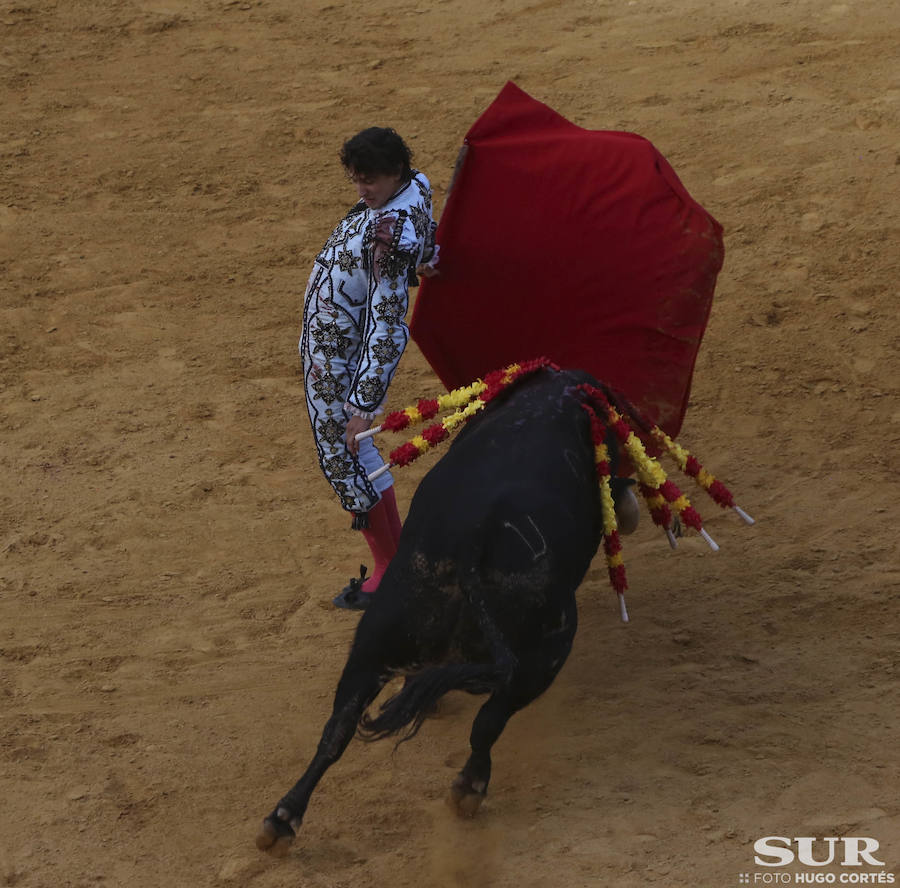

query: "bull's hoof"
xmin=447 ymin=773 xmax=486 ymax=819
xmin=255 ymin=813 xmax=296 ymax=857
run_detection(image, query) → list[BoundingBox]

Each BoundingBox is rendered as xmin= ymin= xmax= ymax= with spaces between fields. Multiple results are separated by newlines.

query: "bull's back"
xmin=401 ymin=368 xmax=602 ymax=575
xmin=355 ymin=369 xmax=602 ymax=668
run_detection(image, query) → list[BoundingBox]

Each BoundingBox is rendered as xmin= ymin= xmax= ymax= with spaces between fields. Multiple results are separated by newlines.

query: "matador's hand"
xmin=346 ymin=414 xmax=373 ymax=456
xmin=416 ymin=262 xmax=440 ymax=278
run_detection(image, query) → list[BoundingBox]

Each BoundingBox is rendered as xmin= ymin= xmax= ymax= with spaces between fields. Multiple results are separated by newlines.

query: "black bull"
xmin=257 ymin=367 xmax=633 ymax=855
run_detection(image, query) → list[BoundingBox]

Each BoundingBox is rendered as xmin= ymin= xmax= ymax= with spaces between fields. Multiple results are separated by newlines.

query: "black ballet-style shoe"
xmin=332 ymin=565 xmax=372 ymax=610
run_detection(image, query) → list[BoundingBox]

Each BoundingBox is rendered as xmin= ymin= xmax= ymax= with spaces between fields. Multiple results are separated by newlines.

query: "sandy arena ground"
xmin=2 ymin=0 xmax=899 ymax=885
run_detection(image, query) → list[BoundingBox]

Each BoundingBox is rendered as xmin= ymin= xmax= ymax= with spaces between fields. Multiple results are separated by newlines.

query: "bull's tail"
xmin=360 ymin=523 xmax=514 ymax=744
xmin=358 ymin=662 xmax=503 ymax=743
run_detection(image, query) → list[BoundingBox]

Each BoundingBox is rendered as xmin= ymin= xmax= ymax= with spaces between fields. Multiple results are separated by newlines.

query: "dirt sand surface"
xmin=2 ymin=0 xmax=899 ymax=885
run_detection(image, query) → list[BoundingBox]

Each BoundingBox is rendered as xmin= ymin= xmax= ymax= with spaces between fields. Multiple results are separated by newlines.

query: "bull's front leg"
xmin=256 ymin=669 xmax=385 ymax=856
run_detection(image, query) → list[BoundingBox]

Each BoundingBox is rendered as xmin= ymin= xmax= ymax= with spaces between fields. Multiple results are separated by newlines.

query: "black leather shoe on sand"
xmin=333 ymin=565 xmax=372 ymax=610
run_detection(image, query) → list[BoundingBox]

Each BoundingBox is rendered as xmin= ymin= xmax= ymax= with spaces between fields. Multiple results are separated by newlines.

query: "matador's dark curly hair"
xmin=340 ymin=127 xmax=413 ymax=181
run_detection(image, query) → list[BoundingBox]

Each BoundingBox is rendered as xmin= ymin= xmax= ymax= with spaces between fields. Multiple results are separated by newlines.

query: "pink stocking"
xmin=379 ymin=485 xmax=404 ymax=548
xmin=360 ymin=492 xmax=399 ymax=594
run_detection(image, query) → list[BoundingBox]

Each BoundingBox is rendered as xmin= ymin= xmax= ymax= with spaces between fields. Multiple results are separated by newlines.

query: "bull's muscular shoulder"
xmin=558 ymin=367 xmax=599 ymax=387
xmin=451 ymin=366 xmax=599 ymax=458
xmin=488 ymin=366 xmax=598 ymax=420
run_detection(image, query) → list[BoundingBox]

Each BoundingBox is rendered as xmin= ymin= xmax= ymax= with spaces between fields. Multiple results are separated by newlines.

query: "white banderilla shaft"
xmin=733 ymin=505 xmax=755 ymax=525
xmin=355 ymin=424 xmax=383 ymax=442
xmin=367 ymin=463 xmax=393 ymax=482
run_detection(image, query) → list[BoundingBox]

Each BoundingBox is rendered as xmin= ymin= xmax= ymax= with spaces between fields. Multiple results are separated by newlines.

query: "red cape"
xmin=410 ymin=82 xmax=724 ymax=437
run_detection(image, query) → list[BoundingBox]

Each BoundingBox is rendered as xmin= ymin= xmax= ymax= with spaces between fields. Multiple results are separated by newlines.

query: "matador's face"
xmin=348 ymin=168 xmax=405 ymax=210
